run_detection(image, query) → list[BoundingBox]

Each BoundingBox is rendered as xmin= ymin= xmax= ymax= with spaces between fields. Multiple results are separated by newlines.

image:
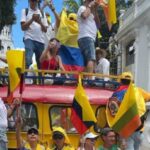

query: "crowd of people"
xmin=20 ymin=0 xmax=110 ymax=81
xmin=1 ymin=0 xmax=150 ymax=150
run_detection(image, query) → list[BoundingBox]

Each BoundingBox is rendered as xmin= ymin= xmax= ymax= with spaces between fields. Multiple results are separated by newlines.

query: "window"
xmin=49 ymin=106 xmax=77 ymax=133
xmin=126 ymin=40 xmax=135 ymax=66
xmin=7 ymin=46 xmax=10 ymax=50
xmin=94 ymin=106 xmax=107 ymax=132
xmin=0 ymin=46 xmax=4 ymax=51
xmin=7 ymin=103 xmax=38 ymax=131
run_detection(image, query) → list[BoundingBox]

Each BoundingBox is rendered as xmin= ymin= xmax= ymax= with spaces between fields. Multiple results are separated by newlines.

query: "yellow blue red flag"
xmin=71 ymin=76 xmax=97 ymax=134
xmin=57 ymin=9 xmax=84 ymax=72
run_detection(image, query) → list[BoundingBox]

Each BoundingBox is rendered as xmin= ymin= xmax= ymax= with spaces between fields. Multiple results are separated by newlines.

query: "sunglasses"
xmin=27 ymin=129 xmax=38 ymax=135
xmin=53 ymin=134 xmax=64 ymax=140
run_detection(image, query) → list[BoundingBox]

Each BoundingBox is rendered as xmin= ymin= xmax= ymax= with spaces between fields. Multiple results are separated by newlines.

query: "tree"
xmin=0 ymin=0 xmax=16 ymax=33
xmin=63 ymin=0 xmax=83 ymax=13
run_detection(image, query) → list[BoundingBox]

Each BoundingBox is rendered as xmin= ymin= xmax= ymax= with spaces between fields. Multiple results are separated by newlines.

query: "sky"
xmin=12 ymin=0 xmax=64 ymax=48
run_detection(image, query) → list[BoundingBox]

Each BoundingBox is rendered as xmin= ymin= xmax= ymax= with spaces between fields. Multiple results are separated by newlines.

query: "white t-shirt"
xmin=77 ymin=6 xmax=97 ymax=41
xmin=21 ymin=8 xmax=48 ymax=44
xmin=0 ymin=98 xmax=8 ymax=129
xmin=95 ymin=58 xmax=110 ymax=81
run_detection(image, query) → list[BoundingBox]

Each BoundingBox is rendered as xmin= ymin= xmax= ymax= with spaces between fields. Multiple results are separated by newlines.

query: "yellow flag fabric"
xmin=71 ymin=76 xmax=97 ymax=134
xmin=108 ymin=0 xmax=117 ymax=24
xmin=6 ymin=50 xmax=25 ymax=92
xmin=56 ymin=9 xmax=79 ymax=48
xmin=97 ymin=0 xmax=117 ymax=29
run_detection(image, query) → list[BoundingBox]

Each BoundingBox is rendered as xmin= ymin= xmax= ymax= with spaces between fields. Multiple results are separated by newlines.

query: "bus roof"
xmin=0 ymin=85 xmax=113 ymax=105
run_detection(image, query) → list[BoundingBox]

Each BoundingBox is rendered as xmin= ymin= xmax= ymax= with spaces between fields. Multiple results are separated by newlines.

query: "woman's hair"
xmin=49 ymin=38 xmax=60 ymax=43
xmin=49 ymin=38 xmax=61 ymax=50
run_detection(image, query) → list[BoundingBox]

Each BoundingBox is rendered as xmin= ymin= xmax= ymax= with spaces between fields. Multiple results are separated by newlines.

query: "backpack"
xmin=25 ymin=8 xmax=44 ymax=18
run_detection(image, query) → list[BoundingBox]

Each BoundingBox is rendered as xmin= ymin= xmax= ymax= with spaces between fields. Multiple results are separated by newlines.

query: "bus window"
xmin=49 ymin=106 xmax=77 ymax=133
xmin=95 ymin=106 xmax=107 ymax=132
xmin=7 ymin=103 xmax=38 ymax=131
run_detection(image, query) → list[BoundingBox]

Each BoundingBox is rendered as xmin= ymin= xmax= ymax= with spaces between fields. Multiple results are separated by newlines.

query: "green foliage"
xmin=0 ymin=0 xmax=16 ymax=33
xmin=63 ymin=0 xmax=79 ymax=13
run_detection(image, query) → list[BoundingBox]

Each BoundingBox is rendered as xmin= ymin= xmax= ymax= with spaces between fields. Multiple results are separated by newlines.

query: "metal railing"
xmin=0 ymin=68 xmax=120 ymax=89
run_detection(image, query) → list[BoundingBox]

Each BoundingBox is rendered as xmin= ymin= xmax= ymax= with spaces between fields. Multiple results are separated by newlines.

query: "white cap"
xmin=84 ymin=132 xmax=98 ymax=139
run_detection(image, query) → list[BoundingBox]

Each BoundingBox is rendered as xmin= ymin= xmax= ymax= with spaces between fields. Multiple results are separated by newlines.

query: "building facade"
xmin=117 ymin=0 xmax=150 ymax=91
xmin=0 ymin=25 xmax=14 ymax=68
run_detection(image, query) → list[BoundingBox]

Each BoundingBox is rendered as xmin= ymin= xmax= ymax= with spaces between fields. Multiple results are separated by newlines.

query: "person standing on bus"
xmin=95 ymin=48 xmax=110 ymax=81
xmin=77 ymin=0 xmax=98 ymax=74
xmin=50 ymin=126 xmax=75 ymax=150
xmin=21 ymin=0 xmax=48 ymax=70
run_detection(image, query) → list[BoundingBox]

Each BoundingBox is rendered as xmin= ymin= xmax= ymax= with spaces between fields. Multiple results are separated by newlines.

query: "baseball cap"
xmin=120 ymin=72 xmax=133 ymax=80
xmin=27 ymin=127 xmax=39 ymax=135
xmin=84 ymin=132 xmax=99 ymax=139
xmin=52 ymin=126 xmax=70 ymax=144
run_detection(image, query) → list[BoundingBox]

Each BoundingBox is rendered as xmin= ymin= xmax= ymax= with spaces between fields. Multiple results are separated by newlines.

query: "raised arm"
xmin=0 ymin=56 xmax=7 ymax=63
xmin=40 ymin=47 xmax=49 ymax=63
xmin=48 ymin=3 xmax=60 ymax=29
xmin=80 ymin=1 xmax=97 ymax=19
xmin=16 ymin=114 xmax=24 ymax=148
xmin=7 ymin=98 xmax=20 ymax=117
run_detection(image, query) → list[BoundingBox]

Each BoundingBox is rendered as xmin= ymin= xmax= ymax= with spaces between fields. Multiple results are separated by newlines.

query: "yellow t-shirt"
xmin=24 ymin=143 xmax=46 ymax=150
xmin=49 ymin=145 xmax=75 ymax=150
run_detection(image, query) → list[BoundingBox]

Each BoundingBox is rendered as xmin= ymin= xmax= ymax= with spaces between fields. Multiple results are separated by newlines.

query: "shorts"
xmin=78 ymin=37 xmax=96 ymax=65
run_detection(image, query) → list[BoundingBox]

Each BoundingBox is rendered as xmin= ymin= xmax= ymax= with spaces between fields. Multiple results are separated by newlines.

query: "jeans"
xmin=78 ymin=37 xmax=96 ymax=66
xmin=24 ymin=39 xmax=44 ymax=69
xmin=126 ymin=131 xmax=143 ymax=150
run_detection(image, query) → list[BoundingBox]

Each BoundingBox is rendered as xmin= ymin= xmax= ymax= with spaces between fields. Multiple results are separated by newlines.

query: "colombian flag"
xmin=57 ymin=9 xmax=84 ymax=72
xmin=71 ymin=76 xmax=97 ymax=134
xmin=106 ymin=83 xmax=141 ymax=138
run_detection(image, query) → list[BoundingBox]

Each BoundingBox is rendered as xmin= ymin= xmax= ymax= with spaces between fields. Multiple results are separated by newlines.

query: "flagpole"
xmin=17 ymin=73 xmax=24 ymax=124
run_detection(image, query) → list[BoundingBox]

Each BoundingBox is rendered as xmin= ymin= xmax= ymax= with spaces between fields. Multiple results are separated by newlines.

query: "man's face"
xmin=53 ymin=133 xmax=65 ymax=148
xmin=29 ymin=0 xmax=38 ymax=8
xmin=103 ymin=131 xmax=116 ymax=147
xmin=27 ymin=130 xmax=39 ymax=142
